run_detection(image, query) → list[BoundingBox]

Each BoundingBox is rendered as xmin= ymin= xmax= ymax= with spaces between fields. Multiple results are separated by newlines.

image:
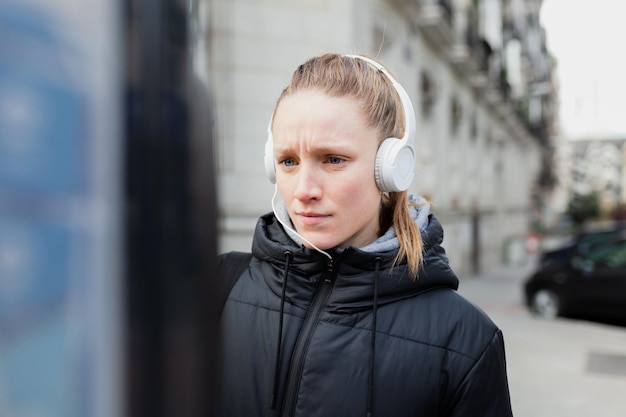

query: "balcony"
xmin=416 ymin=0 xmax=455 ymax=49
xmin=447 ymin=34 xmax=491 ymax=91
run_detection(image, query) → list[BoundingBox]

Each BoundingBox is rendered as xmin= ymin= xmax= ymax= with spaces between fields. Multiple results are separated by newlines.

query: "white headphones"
xmin=264 ymin=54 xmax=416 ymax=192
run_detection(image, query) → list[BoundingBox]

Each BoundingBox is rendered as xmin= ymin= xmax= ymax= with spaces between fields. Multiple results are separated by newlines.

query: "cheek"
xmin=333 ymin=176 xmax=380 ymax=210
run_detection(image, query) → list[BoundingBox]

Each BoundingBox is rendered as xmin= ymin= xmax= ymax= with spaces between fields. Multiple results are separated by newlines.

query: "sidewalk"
xmin=457 ymin=261 xmax=626 ymax=417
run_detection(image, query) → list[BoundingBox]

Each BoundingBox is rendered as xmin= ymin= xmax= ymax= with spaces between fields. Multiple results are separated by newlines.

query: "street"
xmin=457 ymin=259 xmax=626 ymax=417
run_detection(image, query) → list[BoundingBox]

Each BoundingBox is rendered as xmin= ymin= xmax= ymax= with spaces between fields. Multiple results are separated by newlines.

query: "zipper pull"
xmin=324 ymin=259 xmax=334 ymax=283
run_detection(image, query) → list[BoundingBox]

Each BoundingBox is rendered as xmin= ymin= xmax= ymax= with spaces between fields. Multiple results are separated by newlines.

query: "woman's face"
xmin=271 ymin=89 xmax=383 ymax=250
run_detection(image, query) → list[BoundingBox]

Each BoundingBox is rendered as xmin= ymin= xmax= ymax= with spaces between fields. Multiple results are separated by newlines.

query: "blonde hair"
xmin=273 ymin=53 xmax=424 ymax=277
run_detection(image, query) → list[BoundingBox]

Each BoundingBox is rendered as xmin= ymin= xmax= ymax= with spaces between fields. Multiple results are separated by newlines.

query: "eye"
xmin=327 ymin=156 xmax=344 ymax=165
xmin=280 ymin=158 xmax=297 ymax=167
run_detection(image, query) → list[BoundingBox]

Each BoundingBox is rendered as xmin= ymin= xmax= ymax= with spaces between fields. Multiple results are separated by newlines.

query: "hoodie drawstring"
xmin=367 ymin=257 xmax=382 ymax=417
xmin=270 ymin=250 xmax=293 ymax=409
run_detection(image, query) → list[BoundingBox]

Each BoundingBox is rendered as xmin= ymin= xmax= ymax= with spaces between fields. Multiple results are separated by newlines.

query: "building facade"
xmin=204 ymin=0 xmax=556 ymax=276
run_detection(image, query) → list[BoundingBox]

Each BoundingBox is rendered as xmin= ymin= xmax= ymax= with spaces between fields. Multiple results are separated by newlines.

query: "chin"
xmin=300 ymin=235 xmax=337 ymax=251
xmin=302 ymin=242 xmax=334 ymax=251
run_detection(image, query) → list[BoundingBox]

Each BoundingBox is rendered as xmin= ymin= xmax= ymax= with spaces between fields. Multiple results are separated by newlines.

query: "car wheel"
xmin=531 ymin=289 xmax=561 ymax=318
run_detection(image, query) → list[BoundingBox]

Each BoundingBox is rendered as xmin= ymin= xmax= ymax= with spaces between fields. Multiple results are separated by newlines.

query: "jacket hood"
xmin=250 ymin=203 xmax=458 ymax=314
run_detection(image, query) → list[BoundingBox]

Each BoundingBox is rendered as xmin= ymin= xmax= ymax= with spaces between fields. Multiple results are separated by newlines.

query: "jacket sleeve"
xmin=447 ymin=329 xmax=514 ymax=417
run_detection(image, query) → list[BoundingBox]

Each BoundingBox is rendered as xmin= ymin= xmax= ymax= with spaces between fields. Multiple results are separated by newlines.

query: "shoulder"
xmin=384 ymin=288 xmax=501 ymax=360
xmin=429 ymin=289 xmax=500 ymax=338
xmin=433 ymin=290 xmax=502 ymax=354
xmin=217 ymin=251 xmax=254 ymax=306
xmin=218 ymin=251 xmax=253 ymax=276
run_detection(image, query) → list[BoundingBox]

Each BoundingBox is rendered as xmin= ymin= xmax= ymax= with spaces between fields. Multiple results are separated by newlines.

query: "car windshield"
xmin=582 ymin=239 xmax=626 ymax=268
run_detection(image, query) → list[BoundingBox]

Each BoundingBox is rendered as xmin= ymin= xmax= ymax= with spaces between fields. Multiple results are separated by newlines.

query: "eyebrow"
xmin=312 ymin=144 xmax=351 ymax=154
xmin=274 ymin=142 xmax=355 ymax=155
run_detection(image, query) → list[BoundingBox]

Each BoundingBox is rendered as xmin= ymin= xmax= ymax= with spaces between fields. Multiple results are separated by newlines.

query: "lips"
xmin=296 ymin=212 xmax=330 ymax=226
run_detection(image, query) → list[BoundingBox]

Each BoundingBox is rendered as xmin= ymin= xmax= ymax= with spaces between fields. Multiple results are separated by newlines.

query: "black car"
xmin=524 ymin=226 xmax=626 ymax=324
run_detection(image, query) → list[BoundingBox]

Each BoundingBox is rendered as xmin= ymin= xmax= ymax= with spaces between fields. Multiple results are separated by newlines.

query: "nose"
xmin=292 ymin=162 xmax=322 ymax=201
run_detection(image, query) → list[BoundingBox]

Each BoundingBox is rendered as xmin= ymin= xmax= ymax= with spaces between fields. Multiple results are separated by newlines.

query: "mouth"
xmin=296 ymin=212 xmax=330 ymax=226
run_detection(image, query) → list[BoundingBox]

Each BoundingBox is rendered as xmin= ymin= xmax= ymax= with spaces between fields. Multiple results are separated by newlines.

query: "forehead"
xmin=275 ymin=89 xmax=364 ymax=121
xmin=271 ymin=90 xmax=379 ymax=148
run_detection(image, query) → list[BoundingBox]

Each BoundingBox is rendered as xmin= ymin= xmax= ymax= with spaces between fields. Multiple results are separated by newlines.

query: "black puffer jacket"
xmin=218 ymin=212 xmax=513 ymax=417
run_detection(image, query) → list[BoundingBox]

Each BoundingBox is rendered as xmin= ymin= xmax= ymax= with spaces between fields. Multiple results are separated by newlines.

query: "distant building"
xmin=204 ymin=0 xmax=557 ymax=276
xmin=546 ymin=135 xmax=626 ymax=226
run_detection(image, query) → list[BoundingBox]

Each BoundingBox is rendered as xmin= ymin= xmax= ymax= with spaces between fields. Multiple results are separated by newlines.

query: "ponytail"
xmin=382 ymin=192 xmax=424 ymax=278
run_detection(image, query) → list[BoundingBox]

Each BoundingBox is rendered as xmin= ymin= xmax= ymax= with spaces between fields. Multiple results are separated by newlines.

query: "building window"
xmin=450 ymin=95 xmax=462 ymax=134
xmin=420 ymin=70 xmax=436 ymax=119
xmin=470 ymin=112 xmax=478 ymax=140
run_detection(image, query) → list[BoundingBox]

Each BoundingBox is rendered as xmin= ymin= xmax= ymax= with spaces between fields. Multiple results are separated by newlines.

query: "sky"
xmin=540 ymin=0 xmax=626 ymax=139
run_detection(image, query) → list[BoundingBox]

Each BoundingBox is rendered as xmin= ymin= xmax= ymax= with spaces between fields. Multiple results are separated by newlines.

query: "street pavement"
xmin=457 ymin=258 xmax=626 ymax=417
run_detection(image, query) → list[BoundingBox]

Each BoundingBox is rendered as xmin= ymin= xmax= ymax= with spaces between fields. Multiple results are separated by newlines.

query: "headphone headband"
xmin=343 ymin=55 xmax=416 ymax=150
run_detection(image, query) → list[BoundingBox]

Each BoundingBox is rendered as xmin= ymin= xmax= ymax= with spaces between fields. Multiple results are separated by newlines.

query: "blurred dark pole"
xmin=125 ymin=0 xmax=218 ymax=416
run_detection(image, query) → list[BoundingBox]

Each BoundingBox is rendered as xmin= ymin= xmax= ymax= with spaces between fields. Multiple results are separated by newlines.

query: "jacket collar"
xmin=251 ymin=211 xmax=459 ymax=313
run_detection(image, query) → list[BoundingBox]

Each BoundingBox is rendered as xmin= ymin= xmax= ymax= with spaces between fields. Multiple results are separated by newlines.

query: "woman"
xmin=218 ymin=53 xmax=513 ymax=417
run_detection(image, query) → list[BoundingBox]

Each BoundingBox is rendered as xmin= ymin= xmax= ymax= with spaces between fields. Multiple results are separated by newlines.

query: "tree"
xmin=566 ymin=191 xmax=600 ymax=228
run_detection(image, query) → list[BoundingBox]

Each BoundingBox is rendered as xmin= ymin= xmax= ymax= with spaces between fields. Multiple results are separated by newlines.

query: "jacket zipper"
xmin=281 ymin=259 xmax=335 ymax=417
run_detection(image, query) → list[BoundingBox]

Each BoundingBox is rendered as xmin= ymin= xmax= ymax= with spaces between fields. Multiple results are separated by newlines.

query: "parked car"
xmin=524 ymin=226 xmax=626 ymax=324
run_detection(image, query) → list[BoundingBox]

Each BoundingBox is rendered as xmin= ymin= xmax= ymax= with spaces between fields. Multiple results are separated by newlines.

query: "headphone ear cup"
xmin=375 ymin=138 xmax=394 ymax=191
xmin=264 ymin=134 xmax=276 ymax=183
xmin=375 ymin=137 xmax=415 ymax=192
